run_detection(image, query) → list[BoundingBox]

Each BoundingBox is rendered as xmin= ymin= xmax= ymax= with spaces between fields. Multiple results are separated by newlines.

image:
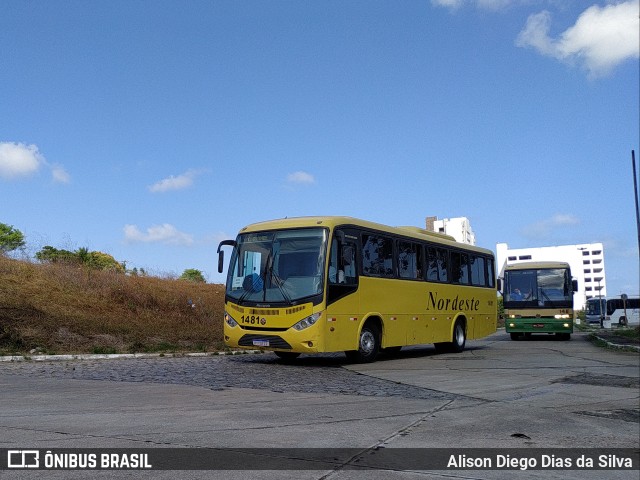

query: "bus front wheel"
xmin=345 ymin=324 xmax=380 ymax=363
xmin=274 ymin=351 xmax=301 ymax=361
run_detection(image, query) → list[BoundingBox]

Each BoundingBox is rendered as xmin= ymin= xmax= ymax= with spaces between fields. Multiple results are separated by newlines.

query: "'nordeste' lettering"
xmin=427 ymin=292 xmax=480 ymax=312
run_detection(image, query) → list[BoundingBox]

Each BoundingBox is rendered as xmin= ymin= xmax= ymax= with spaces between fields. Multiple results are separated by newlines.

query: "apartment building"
xmin=425 ymin=216 xmax=476 ymax=245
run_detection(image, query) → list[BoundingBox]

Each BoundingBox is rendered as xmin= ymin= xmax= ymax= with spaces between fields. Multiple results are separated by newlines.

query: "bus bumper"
xmin=224 ymin=324 xmax=323 ymax=354
xmin=505 ymin=318 xmax=573 ymax=334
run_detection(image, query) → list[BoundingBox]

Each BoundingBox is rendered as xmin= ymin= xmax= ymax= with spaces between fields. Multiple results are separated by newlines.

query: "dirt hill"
xmin=0 ymin=255 xmax=225 ymax=355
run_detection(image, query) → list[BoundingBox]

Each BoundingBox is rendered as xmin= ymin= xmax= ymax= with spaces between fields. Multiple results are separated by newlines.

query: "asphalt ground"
xmin=1 ymin=330 xmax=638 ymax=479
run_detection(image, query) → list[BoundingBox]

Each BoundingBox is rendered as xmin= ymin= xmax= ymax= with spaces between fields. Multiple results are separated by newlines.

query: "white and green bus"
xmin=499 ymin=261 xmax=577 ymax=340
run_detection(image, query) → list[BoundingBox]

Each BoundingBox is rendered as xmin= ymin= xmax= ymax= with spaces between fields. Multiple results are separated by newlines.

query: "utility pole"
xmin=633 ymin=150 xmax=640 ymax=256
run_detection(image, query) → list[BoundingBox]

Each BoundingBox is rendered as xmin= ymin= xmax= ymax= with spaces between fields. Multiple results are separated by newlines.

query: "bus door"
xmin=324 ymin=230 xmax=360 ymax=351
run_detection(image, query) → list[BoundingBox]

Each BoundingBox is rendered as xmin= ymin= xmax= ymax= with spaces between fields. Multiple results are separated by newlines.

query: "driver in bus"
xmin=511 ymin=288 xmax=524 ymax=301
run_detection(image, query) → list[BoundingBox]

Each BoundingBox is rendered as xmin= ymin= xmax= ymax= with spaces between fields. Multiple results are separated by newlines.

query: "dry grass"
xmin=0 ymin=255 xmax=225 ymax=355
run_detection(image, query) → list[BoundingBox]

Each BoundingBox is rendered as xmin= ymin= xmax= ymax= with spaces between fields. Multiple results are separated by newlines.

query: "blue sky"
xmin=1 ymin=0 xmax=638 ymax=296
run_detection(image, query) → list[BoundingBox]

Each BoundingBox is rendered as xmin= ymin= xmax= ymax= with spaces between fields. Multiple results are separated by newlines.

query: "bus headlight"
xmin=554 ymin=314 xmax=570 ymax=319
xmin=225 ymin=312 xmax=238 ymax=328
xmin=292 ymin=312 xmax=321 ymax=331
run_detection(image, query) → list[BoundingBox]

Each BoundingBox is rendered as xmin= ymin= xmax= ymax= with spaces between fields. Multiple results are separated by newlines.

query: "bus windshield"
xmin=225 ymin=228 xmax=328 ymax=305
xmin=504 ymin=268 xmax=572 ymax=308
xmin=586 ymin=298 xmax=606 ymax=316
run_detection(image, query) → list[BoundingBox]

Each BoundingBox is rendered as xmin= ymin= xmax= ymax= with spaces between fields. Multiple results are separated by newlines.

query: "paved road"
xmin=1 ymin=331 xmax=638 ymax=479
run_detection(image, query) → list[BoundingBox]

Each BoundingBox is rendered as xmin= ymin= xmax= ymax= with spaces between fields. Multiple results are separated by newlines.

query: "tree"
xmin=0 ymin=223 xmax=26 ymax=254
xmin=180 ymin=268 xmax=206 ymax=283
xmin=75 ymin=247 xmax=90 ymax=264
xmin=88 ymin=251 xmax=125 ymax=273
xmin=35 ymin=246 xmax=125 ymax=273
xmin=35 ymin=246 xmax=76 ymax=263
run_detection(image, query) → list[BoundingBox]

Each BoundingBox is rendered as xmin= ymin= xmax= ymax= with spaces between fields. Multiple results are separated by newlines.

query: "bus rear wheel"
xmin=345 ymin=324 xmax=380 ymax=363
xmin=435 ymin=320 xmax=466 ymax=353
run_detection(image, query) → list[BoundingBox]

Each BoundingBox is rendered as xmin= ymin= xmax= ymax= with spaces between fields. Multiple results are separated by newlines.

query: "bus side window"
xmin=328 ymin=239 xmax=342 ymax=284
xmin=342 ymin=244 xmax=357 ymax=284
xmin=329 ymin=236 xmax=357 ymax=285
xmin=398 ymin=241 xmax=421 ymax=279
xmin=451 ymin=251 xmax=470 ymax=285
xmin=426 ymin=246 xmax=450 ymax=283
xmin=362 ymin=234 xmax=394 ymax=277
xmin=470 ymin=255 xmax=486 ymax=286
xmin=487 ymin=258 xmax=495 ymax=288
xmin=437 ymin=248 xmax=448 ymax=282
xmin=426 ymin=247 xmax=439 ymax=281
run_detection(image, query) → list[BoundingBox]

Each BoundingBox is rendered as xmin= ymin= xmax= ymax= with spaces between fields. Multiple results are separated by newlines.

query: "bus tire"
xmin=510 ymin=332 xmax=520 ymax=341
xmin=555 ymin=333 xmax=571 ymax=341
xmin=450 ymin=320 xmax=466 ymax=353
xmin=619 ymin=317 xmax=628 ymax=326
xmin=435 ymin=320 xmax=466 ymax=353
xmin=274 ymin=351 xmax=301 ymax=361
xmin=345 ymin=324 xmax=380 ymax=363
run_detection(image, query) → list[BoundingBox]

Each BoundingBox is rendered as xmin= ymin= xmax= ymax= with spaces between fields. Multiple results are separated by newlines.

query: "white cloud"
xmin=148 ymin=169 xmax=201 ymax=193
xmin=0 ymin=142 xmax=44 ymax=179
xmin=286 ymin=171 xmax=315 ymax=185
xmin=550 ymin=214 xmax=580 ymax=226
xmin=431 ymin=0 xmax=463 ymax=9
xmin=477 ymin=0 xmax=511 ymax=9
xmin=123 ymin=224 xmax=194 ymax=246
xmin=517 ymin=1 xmax=640 ymax=77
xmin=521 ymin=213 xmax=580 ymax=239
xmin=51 ymin=164 xmax=71 ymax=184
xmin=431 ymin=0 xmax=513 ymax=11
xmin=0 ymin=141 xmax=71 ymax=183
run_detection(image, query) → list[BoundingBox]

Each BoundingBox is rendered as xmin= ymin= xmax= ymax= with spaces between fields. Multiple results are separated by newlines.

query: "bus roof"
xmin=238 ymin=216 xmax=495 ymax=256
xmin=504 ymin=261 xmax=571 ymax=271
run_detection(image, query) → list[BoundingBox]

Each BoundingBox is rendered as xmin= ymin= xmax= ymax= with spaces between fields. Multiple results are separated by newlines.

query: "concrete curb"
xmin=2 ymin=333 xmax=637 ymax=361
xmin=591 ymin=335 xmax=640 ymax=353
xmin=0 ymin=350 xmax=263 ymax=362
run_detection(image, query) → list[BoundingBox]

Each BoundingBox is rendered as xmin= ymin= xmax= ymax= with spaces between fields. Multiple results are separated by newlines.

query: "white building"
xmin=426 ymin=216 xmax=476 ymax=245
xmin=496 ymin=242 xmax=606 ymax=311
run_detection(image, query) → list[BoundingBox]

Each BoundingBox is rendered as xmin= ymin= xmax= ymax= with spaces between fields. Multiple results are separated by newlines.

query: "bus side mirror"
xmin=217 ymin=240 xmax=236 ymax=274
xmin=497 ymin=279 xmax=503 ymax=293
xmin=218 ymin=252 xmax=224 ymax=274
xmin=572 ymin=279 xmax=578 ymax=292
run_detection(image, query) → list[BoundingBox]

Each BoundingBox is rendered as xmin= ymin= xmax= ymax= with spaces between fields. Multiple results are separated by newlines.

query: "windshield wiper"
xmin=267 ymin=254 xmax=292 ymax=304
xmin=539 ymin=288 xmax=554 ymax=306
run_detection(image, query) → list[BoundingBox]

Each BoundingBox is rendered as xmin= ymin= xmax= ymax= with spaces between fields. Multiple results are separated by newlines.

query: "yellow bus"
xmin=499 ymin=261 xmax=577 ymax=341
xmin=217 ymin=216 xmax=497 ymax=362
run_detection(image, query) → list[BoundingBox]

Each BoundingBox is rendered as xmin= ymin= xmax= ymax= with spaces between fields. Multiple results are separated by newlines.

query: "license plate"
xmin=253 ymin=340 xmax=270 ymax=347
xmin=533 ymin=324 xmax=545 ymax=328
